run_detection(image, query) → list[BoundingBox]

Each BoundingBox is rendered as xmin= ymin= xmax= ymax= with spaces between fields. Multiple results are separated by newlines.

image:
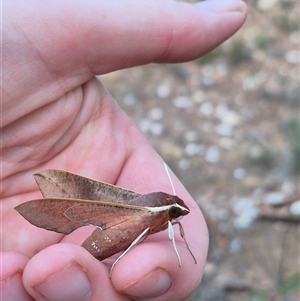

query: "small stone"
xmin=159 ymin=142 xmax=183 ymax=160
xmin=191 ymin=90 xmax=205 ymax=103
xmin=281 ymin=181 xmax=295 ymax=195
xmin=200 ymin=102 xmax=214 ymax=116
xmin=184 ymin=130 xmax=198 ymax=142
xmin=185 ymin=143 xmax=203 ymax=157
xmin=264 ymin=192 xmax=286 ymax=205
xmin=205 ymin=145 xmax=220 ymax=163
xmin=173 ymin=96 xmax=192 ymax=109
xmin=233 ymin=168 xmax=246 ymax=180
xmin=242 ymin=72 xmax=266 ymax=91
xmin=289 ymin=32 xmax=299 ymax=44
xmin=215 ymin=104 xmax=240 ymax=126
xmin=234 ymin=198 xmax=258 ymax=229
xmin=220 ymin=138 xmax=234 ymax=150
xmin=215 ymin=104 xmax=228 ymax=119
xmin=123 ymin=93 xmax=137 ymax=106
xmin=290 ymin=200 xmax=300 ymax=216
xmin=148 ymin=107 xmax=164 ymax=120
xmin=285 ymin=50 xmax=299 ymax=64
xmin=139 ymin=118 xmax=163 ymax=136
xmin=216 ymin=208 xmax=230 ymax=220
xmin=156 ymin=83 xmax=171 ymax=98
xmin=204 ymin=262 xmax=217 ymax=277
xmin=150 ymin=122 xmax=163 ymax=136
xmin=257 ymin=0 xmax=277 ymax=11
xmin=173 ymin=120 xmax=186 ymax=132
xmin=252 ymin=49 xmax=267 ymax=62
xmin=138 ymin=118 xmax=152 ymax=133
xmin=178 ymin=158 xmax=190 ymax=170
xmin=201 ymin=66 xmax=216 ymax=86
xmin=248 ymin=145 xmax=264 ymax=160
xmin=229 ymin=237 xmax=242 ymax=254
xmin=215 ymin=124 xmax=233 ymax=137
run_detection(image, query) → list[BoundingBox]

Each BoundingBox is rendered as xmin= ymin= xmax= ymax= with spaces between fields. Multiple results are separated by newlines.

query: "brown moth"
xmin=15 ymin=166 xmax=196 ymax=275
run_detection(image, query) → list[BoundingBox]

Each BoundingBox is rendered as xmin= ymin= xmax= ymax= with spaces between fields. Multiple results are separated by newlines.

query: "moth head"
xmin=168 ymin=201 xmax=190 ymax=221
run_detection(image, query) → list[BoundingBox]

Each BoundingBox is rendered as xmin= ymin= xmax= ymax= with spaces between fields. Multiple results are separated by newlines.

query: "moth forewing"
xmin=63 ymin=201 xmax=150 ymax=229
xmin=15 ymin=198 xmax=89 ymax=234
xmin=34 ymin=169 xmax=141 ymax=202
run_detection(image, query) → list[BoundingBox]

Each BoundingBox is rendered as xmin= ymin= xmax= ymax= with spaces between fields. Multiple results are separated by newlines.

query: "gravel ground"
xmin=102 ymin=1 xmax=299 ymax=300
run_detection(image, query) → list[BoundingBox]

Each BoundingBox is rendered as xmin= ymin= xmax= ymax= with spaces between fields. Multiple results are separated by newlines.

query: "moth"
xmin=15 ymin=164 xmax=196 ymax=275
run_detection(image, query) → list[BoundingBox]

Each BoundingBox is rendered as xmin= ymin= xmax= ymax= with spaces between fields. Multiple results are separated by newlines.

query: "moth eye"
xmin=169 ymin=206 xmax=182 ymax=219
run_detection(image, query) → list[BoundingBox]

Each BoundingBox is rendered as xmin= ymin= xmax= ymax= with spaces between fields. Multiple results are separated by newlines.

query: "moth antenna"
xmin=164 ymin=162 xmax=176 ymax=195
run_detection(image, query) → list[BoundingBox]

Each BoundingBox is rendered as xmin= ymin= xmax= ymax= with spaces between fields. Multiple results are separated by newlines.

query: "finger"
xmin=0 ymin=251 xmax=33 ymax=301
xmin=111 ymin=242 xmax=204 ymax=301
xmin=8 ymin=0 xmax=247 ymax=71
xmin=23 ymin=244 xmax=130 ymax=301
xmin=4 ymin=0 xmax=247 ymax=118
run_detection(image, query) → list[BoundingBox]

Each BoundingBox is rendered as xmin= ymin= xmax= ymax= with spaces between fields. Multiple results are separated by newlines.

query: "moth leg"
xmin=168 ymin=220 xmax=182 ymax=266
xmin=109 ymin=227 xmax=150 ymax=277
xmin=173 ymin=221 xmax=197 ymax=264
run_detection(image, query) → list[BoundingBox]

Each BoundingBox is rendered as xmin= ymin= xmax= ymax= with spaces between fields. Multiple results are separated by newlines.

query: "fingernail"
xmin=122 ymin=268 xmax=171 ymax=299
xmin=34 ymin=261 xmax=91 ymax=301
xmin=197 ymin=0 xmax=246 ymax=13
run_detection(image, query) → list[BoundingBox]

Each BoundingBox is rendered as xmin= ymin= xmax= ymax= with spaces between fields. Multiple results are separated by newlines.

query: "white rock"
xmin=281 ymin=181 xmax=295 ymax=195
xmin=184 ymin=130 xmax=198 ymax=142
xmin=243 ymin=72 xmax=266 ymax=91
xmin=191 ymin=90 xmax=205 ymax=103
xmin=234 ymin=168 xmax=246 ymax=180
xmin=138 ymin=118 xmax=152 ymax=133
xmin=215 ymin=104 xmax=229 ymax=120
xmin=205 ymin=145 xmax=220 ymax=163
xmin=148 ymin=107 xmax=164 ymax=120
xmin=215 ymin=124 xmax=233 ymax=137
xmin=264 ymin=192 xmax=286 ymax=205
xmin=285 ymin=50 xmax=299 ymax=64
xmin=173 ymin=96 xmax=192 ymax=108
xmin=215 ymin=104 xmax=240 ymax=126
xmin=123 ymin=93 xmax=137 ymax=106
xmin=220 ymin=138 xmax=234 ymax=150
xmin=200 ymin=102 xmax=214 ymax=116
xmin=290 ymin=200 xmax=300 ymax=216
xmin=229 ymin=237 xmax=242 ymax=254
xmin=201 ymin=66 xmax=216 ymax=86
xmin=178 ymin=158 xmax=190 ymax=170
xmin=289 ymin=32 xmax=299 ymax=44
xmin=150 ymin=122 xmax=163 ymax=136
xmin=156 ymin=83 xmax=171 ymax=98
xmin=185 ymin=143 xmax=203 ymax=156
xmin=234 ymin=198 xmax=259 ymax=229
xmin=257 ymin=0 xmax=277 ymax=11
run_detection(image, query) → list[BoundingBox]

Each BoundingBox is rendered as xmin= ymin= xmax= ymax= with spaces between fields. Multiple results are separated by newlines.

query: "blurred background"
xmin=101 ymin=1 xmax=299 ymax=300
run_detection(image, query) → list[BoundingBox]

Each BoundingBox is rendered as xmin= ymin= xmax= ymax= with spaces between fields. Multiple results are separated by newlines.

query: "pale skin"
xmin=1 ymin=1 xmax=247 ymax=300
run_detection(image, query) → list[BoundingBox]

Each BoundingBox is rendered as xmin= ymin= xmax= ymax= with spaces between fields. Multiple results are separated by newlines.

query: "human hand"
xmin=1 ymin=1 xmax=247 ymax=300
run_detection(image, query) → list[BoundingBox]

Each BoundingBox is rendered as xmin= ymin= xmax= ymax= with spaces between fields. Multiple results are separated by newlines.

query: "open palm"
xmin=1 ymin=1 xmax=247 ymax=300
